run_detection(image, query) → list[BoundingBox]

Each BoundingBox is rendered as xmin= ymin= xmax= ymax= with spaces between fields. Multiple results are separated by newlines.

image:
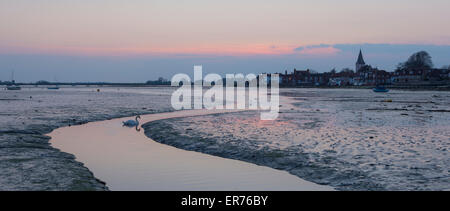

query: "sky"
xmin=1 ymin=0 xmax=450 ymax=82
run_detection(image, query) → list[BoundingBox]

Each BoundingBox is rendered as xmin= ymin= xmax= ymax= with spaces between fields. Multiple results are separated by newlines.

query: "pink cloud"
xmin=0 ymin=44 xmax=298 ymax=57
xmin=296 ymin=46 xmax=341 ymax=55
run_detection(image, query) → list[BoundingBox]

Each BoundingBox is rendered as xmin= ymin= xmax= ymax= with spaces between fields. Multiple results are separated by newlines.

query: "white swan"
xmin=123 ymin=115 xmax=141 ymax=127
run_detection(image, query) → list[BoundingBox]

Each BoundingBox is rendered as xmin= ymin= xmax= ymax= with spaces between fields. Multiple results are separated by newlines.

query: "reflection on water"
xmin=49 ymin=110 xmax=333 ymax=191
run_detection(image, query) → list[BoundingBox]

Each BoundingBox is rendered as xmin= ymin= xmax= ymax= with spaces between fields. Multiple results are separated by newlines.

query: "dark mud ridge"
xmin=143 ymin=117 xmax=385 ymax=191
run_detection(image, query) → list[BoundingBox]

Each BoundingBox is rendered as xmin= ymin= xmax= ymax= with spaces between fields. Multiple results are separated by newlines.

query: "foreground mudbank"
xmin=0 ymin=87 xmax=173 ymax=190
xmin=143 ymin=113 xmax=382 ymax=191
xmin=143 ymin=89 xmax=450 ymax=191
xmin=50 ymin=110 xmax=333 ymax=191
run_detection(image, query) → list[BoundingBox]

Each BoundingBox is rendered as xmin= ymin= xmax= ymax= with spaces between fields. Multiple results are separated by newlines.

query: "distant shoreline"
xmin=2 ymin=83 xmax=450 ymax=91
xmin=280 ymin=85 xmax=450 ymax=91
xmin=0 ymin=83 xmax=171 ymax=87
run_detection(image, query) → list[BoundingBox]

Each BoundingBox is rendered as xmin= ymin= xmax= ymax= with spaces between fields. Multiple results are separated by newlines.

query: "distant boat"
xmin=6 ymin=70 xmax=21 ymax=91
xmin=6 ymin=85 xmax=21 ymax=90
xmin=48 ymin=85 xmax=60 ymax=90
xmin=48 ymin=76 xmax=60 ymax=89
xmin=373 ymin=86 xmax=389 ymax=93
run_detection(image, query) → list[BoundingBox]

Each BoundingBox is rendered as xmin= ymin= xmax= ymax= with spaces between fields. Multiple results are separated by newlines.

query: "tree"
xmin=398 ymin=51 xmax=433 ymax=70
xmin=396 ymin=63 xmax=404 ymax=71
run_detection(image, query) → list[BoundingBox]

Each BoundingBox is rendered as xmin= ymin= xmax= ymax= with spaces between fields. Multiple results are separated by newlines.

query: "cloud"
xmin=295 ymin=43 xmax=450 ymax=56
xmin=333 ymin=43 xmax=450 ymax=56
xmin=294 ymin=44 xmax=332 ymax=51
xmin=294 ymin=44 xmax=341 ymax=55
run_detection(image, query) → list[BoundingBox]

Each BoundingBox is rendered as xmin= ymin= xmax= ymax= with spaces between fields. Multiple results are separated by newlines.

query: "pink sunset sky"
xmin=2 ymin=0 xmax=450 ymax=56
xmin=1 ymin=0 xmax=450 ymax=82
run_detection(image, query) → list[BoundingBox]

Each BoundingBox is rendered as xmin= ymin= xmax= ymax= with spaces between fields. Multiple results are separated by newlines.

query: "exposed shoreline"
xmin=0 ymin=87 xmax=173 ymax=190
xmin=3 ymin=87 xmax=448 ymax=191
xmin=280 ymin=85 xmax=450 ymax=91
xmin=5 ymin=84 xmax=450 ymax=92
xmin=49 ymin=109 xmax=334 ymax=191
xmin=142 ymin=90 xmax=450 ymax=191
xmin=143 ymin=113 xmax=354 ymax=190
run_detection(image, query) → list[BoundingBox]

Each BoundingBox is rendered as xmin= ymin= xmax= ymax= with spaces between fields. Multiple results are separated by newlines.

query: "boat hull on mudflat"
xmin=373 ymin=88 xmax=389 ymax=93
xmin=6 ymin=86 xmax=21 ymax=90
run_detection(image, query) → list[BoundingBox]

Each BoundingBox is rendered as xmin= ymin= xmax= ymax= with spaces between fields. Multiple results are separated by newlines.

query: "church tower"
xmin=356 ymin=49 xmax=366 ymax=72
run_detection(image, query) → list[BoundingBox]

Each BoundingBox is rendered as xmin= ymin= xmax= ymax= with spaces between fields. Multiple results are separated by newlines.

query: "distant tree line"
xmin=0 ymin=77 xmax=172 ymax=86
xmin=146 ymin=77 xmax=170 ymax=85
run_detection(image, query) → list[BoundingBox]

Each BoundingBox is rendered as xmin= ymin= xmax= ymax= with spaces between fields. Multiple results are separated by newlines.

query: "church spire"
xmin=357 ymin=49 xmax=365 ymax=65
xmin=356 ymin=49 xmax=366 ymax=71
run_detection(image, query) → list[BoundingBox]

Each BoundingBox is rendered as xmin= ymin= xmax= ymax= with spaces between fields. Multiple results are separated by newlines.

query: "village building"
xmin=392 ymin=67 xmax=428 ymax=84
xmin=355 ymin=65 xmax=391 ymax=86
xmin=278 ymin=50 xmax=448 ymax=87
xmin=279 ymin=69 xmax=329 ymax=86
xmin=329 ymin=71 xmax=354 ymax=86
